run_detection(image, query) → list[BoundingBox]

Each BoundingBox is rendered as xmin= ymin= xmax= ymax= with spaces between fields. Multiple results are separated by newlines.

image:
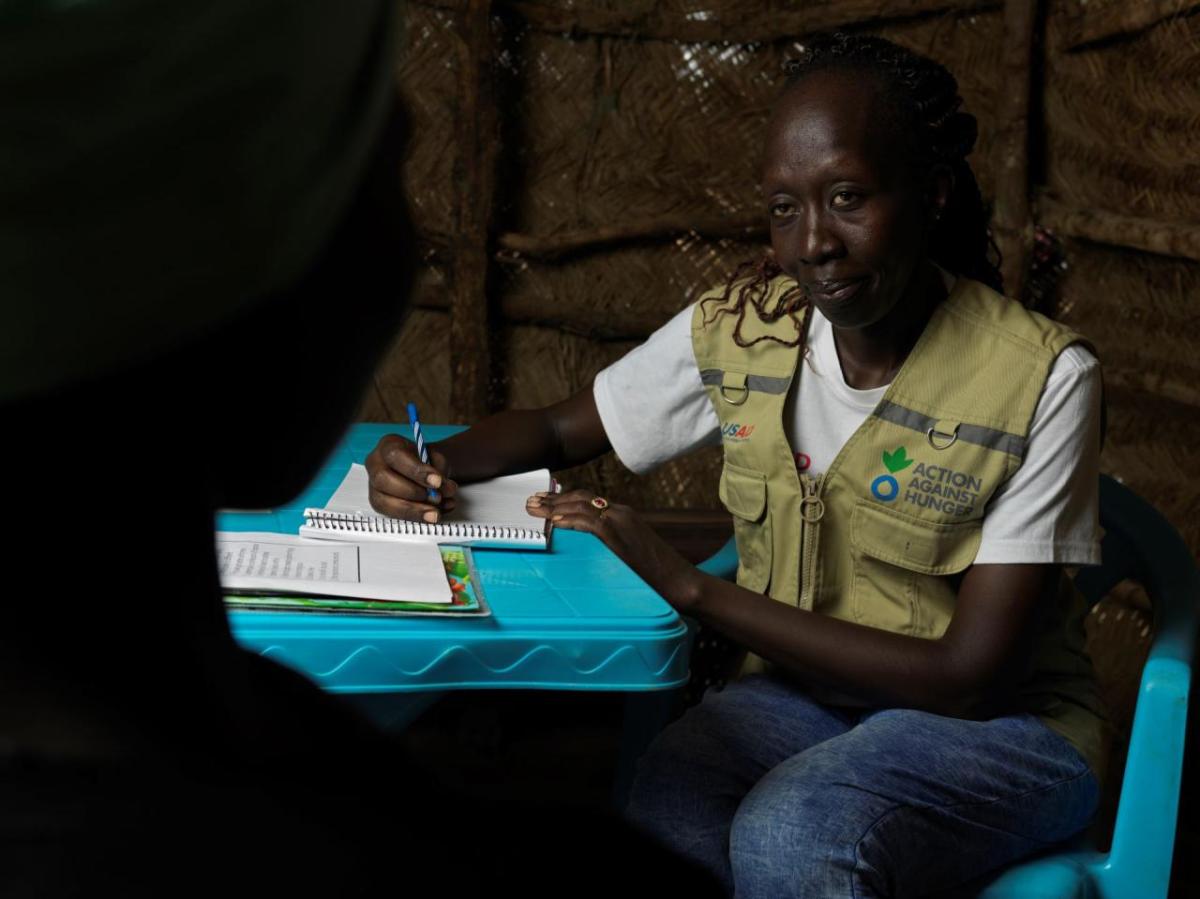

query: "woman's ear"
xmin=927 ymin=163 xmax=955 ymax=227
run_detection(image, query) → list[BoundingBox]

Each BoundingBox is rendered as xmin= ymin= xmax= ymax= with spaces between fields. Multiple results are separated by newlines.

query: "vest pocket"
xmin=718 ymin=461 xmax=771 ymax=594
xmin=848 ymin=501 xmax=982 ymax=635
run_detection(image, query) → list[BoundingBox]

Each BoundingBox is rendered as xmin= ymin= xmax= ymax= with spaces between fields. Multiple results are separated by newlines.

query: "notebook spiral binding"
xmin=303 ymin=510 xmax=541 ymax=542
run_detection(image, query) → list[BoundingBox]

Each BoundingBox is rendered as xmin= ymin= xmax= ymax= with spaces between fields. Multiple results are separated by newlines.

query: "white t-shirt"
xmin=594 ymin=298 xmax=1102 ymax=566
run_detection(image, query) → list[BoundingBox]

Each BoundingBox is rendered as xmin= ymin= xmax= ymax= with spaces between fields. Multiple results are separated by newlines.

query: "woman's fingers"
xmin=537 ymin=488 xmax=592 ymax=505
xmin=524 ymin=489 xmax=558 ymax=517
xmin=371 ymin=463 xmax=438 ymax=504
xmin=545 ymin=511 xmax=604 ymax=534
xmin=379 ymin=437 xmax=448 ymax=493
xmin=427 ymin=449 xmax=458 ymax=499
xmin=524 ymin=489 xmax=631 ymax=538
xmin=365 ymin=433 xmax=458 ymax=519
xmin=368 ymin=492 xmax=444 ymax=523
xmin=525 ymin=489 xmax=593 ymax=519
xmin=525 ymin=495 xmax=552 ymax=519
xmin=550 ymin=500 xmax=608 ymax=519
xmin=521 ymin=491 xmax=696 ymax=612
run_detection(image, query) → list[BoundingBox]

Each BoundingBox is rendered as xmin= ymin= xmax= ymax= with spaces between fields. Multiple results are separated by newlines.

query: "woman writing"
xmin=367 ymin=33 xmax=1105 ymax=898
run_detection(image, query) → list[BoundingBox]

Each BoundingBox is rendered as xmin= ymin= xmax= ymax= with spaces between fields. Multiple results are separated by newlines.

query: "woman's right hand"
xmin=364 ymin=434 xmax=458 ymax=522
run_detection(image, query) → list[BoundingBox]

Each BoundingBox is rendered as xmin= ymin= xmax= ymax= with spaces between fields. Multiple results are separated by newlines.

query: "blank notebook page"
xmin=325 ymin=463 xmax=549 ymax=530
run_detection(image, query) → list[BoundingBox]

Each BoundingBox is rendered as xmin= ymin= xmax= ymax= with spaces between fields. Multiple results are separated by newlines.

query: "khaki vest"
xmin=691 ymin=274 xmax=1108 ymax=777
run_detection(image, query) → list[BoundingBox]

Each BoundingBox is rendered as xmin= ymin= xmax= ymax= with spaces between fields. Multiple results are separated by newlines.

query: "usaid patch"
xmin=721 ymin=422 xmax=755 ymax=441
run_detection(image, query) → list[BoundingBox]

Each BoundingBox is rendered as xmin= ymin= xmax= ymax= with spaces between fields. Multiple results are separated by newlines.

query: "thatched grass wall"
xmin=1043 ymin=2 xmax=1200 ymax=560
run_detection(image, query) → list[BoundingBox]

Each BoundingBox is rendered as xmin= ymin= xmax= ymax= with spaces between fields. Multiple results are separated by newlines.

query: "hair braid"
xmin=699 ymin=255 xmax=807 ymax=348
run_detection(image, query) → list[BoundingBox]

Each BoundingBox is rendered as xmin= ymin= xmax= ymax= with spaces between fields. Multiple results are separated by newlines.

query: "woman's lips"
xmin=806 ymin=277 xmax=867 ymax=304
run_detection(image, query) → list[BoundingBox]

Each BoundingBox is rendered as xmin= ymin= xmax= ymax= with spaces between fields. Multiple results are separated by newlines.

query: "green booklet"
xmin=224 ymin=545 xmax=490 ymax=617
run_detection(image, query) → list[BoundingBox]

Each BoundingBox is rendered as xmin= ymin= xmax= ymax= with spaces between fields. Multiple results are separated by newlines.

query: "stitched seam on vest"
xmin=699 ymin=368 xmax=791 ymax=395
xmin=940 ymin=282 xmax=1084 ymax=355
xmin=944 ymin=301 xmax=1055 ymax=356
xmin=889 ymin=289 xmax=1072 ymax=435
xmin=874 ymin=400 xmax=1027 ymax=458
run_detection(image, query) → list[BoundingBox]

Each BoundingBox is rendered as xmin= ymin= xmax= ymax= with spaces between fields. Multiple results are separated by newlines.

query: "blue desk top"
xmin=221 ymin=423 xmax=689 ymax=693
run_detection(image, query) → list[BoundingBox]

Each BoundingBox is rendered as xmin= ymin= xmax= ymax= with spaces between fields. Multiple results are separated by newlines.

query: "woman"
xmin=367 ymin=33 xmax=1105 ymax=898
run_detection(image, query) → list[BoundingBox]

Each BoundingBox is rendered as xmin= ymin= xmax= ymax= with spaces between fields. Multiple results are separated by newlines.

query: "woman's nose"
xmin=798 ymin=209 xmax=844 ymax=266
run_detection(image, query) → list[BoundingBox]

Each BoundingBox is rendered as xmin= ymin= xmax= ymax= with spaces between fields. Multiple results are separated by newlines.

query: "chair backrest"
xmin=1074 ymin=476 xmax=1191 ymax=613
xmin=1073 ymin=475 xmax=1198 ymax=898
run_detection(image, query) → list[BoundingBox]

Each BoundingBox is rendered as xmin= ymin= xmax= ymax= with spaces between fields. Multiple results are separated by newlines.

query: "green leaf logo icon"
xmin=882 ymin=447 xmax=913 ymax=473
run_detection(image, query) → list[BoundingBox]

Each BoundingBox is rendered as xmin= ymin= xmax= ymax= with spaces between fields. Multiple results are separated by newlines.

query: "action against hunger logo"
xmin=869 ymin=446 xmax=983 ymax=517
xmin=870 ymin=447 xmax=912 ymax=501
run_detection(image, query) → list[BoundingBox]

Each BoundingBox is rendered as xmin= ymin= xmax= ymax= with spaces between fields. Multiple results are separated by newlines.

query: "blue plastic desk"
xmin=219 ymin=423 xmax=690 ymax=740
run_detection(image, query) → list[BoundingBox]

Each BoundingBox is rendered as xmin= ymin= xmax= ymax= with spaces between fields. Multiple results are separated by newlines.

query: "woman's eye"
xmin=769 ymin=203 xmax=796 ymax=219
xmin=832 ymin=191 xmax=858 ymax=208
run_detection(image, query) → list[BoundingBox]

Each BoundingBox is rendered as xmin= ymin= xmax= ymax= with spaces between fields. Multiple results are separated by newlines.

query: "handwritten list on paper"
xmin=214 ymin=532 xmax=453 ymax=604
xmin=218 ymin=539 xmax=360 ymax=584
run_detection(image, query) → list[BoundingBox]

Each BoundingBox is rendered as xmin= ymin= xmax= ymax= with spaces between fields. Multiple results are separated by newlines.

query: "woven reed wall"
xmin=1038 ymin=6 xmax=1200 ymax=780
xmin=1043 ymin=2 xmax=1200 ymax=560
xmin=362 ymin=0 xmax=1200 ymax=763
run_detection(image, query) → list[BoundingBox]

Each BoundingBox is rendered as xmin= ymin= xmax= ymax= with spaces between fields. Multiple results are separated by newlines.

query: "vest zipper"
xmin=798 ymin=472 xmax=825 ymax=611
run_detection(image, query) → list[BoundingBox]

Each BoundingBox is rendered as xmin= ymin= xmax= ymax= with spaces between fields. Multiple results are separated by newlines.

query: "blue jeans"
xmin=626 ymin=675 xmax=1098 ymax=898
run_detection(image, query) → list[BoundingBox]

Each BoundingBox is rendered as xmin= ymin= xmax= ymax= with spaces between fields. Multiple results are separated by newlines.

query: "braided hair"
xmin=702 ymin=32 xmax=1002 ymax=347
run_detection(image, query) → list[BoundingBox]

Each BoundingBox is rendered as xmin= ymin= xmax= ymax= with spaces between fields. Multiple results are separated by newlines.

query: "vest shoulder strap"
xmin=887 ymin=277 xmax=1094 ymax=441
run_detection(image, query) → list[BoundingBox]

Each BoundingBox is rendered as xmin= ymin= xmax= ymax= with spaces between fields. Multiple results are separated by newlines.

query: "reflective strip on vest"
xmin=699 ymin=368 xmax=790 ymax=395
xmin=874 ymin=399 xmax=1027 ymax=459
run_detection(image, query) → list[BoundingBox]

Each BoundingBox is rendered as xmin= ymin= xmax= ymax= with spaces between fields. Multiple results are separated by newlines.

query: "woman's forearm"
xmin=435 ymin=408 xmax=564 ymax=482
xmin=670 ymin=563 xmax=1047 ymax=717
xmin=676 ymin=573 xmax=971 ymax=713
xmin=435 ymin=386 xmax=612 ymax=483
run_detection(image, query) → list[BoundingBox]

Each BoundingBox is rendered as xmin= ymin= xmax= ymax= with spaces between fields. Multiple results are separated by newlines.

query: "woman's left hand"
xmin=525 ymin=489 xmax=702 ymax=614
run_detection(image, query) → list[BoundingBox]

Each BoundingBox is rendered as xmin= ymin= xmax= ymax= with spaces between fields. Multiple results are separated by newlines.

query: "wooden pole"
xmin=418 ymin=213 xmax=766 ymax=263
xmin=418 ymin=196 xmax=1200 ymax=339
xmin=494 ymin=214 xmax=765 ymax=260
xmin=411 ymin=287 xmax=669 ymax=342
xmin=413 ymin=0 xmax=1000 ymax=41
xmin=1039 ymin=197 xmax=1200 ymax=264
xmin=449 ymin=0 xmax=498 ymax=420
xmin=505 ymin=0 xmax=999 ymax=41
xmin=989 ymin=0 xmax=1038 ymax=302
xmin=1061 ymin=0 xmax=1200 ymax=50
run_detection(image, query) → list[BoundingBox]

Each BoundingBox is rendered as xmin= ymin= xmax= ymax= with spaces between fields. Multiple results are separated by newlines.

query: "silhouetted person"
xmin=0 ymin=5 xmax=719 ymax=895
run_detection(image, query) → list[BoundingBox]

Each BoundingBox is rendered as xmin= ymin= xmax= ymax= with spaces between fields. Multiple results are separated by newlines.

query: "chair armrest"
xmin=1104 ymin=656 xmax=1190 ymax=897
xmin=1146 ymin=567 xmax=1199 ymax=671
xmin=977 ymin=850 xmax=1101 ymax=898
xmin=1086 ymin=477 xmax=1197 ymax=898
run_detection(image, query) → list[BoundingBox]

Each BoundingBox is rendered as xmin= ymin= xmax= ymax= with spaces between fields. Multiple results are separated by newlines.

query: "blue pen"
xmin=406 ymin=402 xmax=440 ymax=503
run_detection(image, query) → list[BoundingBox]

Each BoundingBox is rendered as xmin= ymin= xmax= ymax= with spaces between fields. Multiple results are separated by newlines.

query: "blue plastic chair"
xmin=696 ymin=474 xmax=1198 ymax=899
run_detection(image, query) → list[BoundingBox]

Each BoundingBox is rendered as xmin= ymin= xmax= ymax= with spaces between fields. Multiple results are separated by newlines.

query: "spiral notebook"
xmin=299 ymin=463 xmax=552 ymax=550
